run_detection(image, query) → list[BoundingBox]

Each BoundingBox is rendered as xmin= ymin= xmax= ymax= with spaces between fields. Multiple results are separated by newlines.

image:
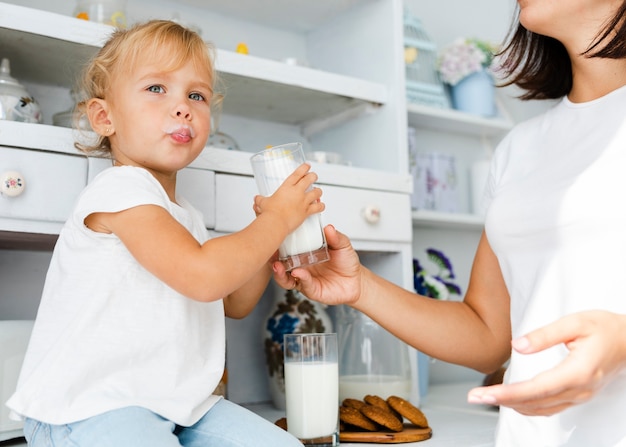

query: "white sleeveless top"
xmin=7 ymin=166 xmax=224 ymax=426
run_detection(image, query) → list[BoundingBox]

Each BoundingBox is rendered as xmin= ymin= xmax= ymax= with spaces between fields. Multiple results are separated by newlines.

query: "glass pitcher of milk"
xmin=337 ymin=305 xmax=412 ymax=403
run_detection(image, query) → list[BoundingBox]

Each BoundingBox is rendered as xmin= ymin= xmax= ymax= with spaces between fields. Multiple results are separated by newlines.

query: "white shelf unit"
xmin=407 ymin=102 xmax=513 ymax=231
xmin=0 ymin=0 xmax=407 ymax=171
xmin=407 ymin=104 xmax=505 ymax=387
xmin=407 ymin=102 xmax=513 ymax=138
xmin=0 ymin=3 xmax=386 ymax=130
xmin=0 ymin=0 xmax=417 ymax=412
xmin=411 ymin=209 xmax=483 ymax=231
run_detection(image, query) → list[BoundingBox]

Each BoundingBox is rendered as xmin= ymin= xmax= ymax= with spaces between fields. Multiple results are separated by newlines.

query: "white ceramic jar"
xmin=0 ymin=58 xmax=43 ymax=124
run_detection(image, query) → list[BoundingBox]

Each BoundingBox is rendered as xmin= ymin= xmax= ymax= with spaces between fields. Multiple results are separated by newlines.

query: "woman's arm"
xmin=275 ymin=225 xmax=512 ymax=373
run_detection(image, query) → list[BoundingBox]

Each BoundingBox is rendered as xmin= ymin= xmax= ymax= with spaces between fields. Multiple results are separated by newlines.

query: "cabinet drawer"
xmin=322 ymin=185 xmax=411 ymax=243
xmin=177 ymin=167 xmax=216 ymax=229
xmin=0 ymin=147 xmax=87 ymax=224
xmin=215 ymin=174 xmax=256 ymax=233
xmin=214 ymin=174 xmax=411 ymax=243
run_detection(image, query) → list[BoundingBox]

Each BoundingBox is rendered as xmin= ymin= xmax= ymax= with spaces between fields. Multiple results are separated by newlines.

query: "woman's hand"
xmin=467 ymin=310 xmax=626 ymax=416
xmin=272 ymin=224 xmax=363 ymax=306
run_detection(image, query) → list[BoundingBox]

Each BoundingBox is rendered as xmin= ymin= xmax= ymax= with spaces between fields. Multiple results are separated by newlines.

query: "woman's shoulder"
xmin=510 ymin=99 xmax=563 ymax=133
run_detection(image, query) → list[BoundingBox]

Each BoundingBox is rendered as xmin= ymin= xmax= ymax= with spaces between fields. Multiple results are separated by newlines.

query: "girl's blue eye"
xmin=147 ymin=85 xmax=164 ymax=93
xmin=189 ymin=92 xmax=205 ymax=101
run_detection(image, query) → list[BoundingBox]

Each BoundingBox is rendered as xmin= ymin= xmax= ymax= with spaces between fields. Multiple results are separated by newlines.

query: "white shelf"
xmin=0 ymin=4 xmax=110 ymax=87
xmin=407 ymin=102 xmax=513 ymax=137
xmin=0 ymin=2 xmax=387 ymax=127
xmin=176 ymin=0 xmax=360 ymax=32
xmin=412 ymin=210 xmax=484 ymax=231
xmin=0 ymin=121 xmax=84 ymax=154
xmin=0 ymin=121 xmax=412 ymax=194
xmin=216 ymin=50 xmax=387 ymax=125
xmin=192 ymin=147 xmax=411 ymax=193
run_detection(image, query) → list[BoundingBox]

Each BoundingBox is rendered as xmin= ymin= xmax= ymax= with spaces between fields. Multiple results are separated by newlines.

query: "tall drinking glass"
xmin=250 ymin=142 xmax=329 ymax=271
xmin=284 ymin=333 xmax=339 ymax=447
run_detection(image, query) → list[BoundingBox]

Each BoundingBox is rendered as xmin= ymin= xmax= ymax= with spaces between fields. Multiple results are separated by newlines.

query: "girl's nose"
xmin=174 ymin=101 xmax=192 ymax=120
xmin=176 ymin=109 xmax=191 ymax=120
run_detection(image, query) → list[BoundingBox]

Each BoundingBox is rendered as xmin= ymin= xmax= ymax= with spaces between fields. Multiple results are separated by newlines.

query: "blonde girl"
xmin=8 ymin=20 xmax=316 ymax=447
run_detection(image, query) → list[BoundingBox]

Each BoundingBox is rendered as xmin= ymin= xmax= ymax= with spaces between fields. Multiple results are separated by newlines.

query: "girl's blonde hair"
xmin=75 ymin=20 xmax=221 ymax=155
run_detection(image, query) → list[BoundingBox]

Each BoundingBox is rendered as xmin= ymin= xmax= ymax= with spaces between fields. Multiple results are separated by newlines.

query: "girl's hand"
xmin=253 ymin=163 xmax=324 ymax=234
xmin=467 ymin=310 xmax=626 ymax=416
xmin=272 ymin=224 xmax=362 ymax=306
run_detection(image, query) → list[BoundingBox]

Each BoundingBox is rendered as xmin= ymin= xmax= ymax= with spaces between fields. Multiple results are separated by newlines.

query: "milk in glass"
xmin=285 ymin=361 xmax=339 ymax=439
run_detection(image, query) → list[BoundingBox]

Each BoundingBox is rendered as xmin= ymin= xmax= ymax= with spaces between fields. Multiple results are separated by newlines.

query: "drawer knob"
xmin=1 ymin=170 xmax=26 ymax=197
xmin=363 ymin=205 xmax=381 ymax=224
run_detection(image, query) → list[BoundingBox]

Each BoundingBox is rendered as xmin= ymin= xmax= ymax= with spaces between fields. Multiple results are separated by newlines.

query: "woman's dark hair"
xmin=499 ymin=2 xmax=626 ymax=100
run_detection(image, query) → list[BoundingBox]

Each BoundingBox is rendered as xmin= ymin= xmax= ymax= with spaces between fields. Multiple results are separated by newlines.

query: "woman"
xmin=262 ymin=1 xmax=626 ymax=445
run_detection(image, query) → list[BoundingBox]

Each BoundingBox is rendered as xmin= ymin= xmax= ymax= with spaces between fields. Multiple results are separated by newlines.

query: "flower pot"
xmin=450 ymin=70 xmax=496 ymax=117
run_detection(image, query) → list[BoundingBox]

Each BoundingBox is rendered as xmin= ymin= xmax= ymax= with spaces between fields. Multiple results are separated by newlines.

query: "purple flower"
xmin=437 ymin=38 xmax=498 ymax=85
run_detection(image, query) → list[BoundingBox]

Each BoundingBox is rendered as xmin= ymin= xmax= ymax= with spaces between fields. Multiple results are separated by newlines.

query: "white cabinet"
xmin=0 ymin=0 xmax=410 ymax=238
xmin=0 ymin=0 xmax=414 ymax=407
xmin=0 ymin=1 xmax=406 ymax=171
xmin=214 ymin=174 xmax=256 ymax=233
xmin=213 ymin=173 xmax=412 ymax=243
xmin=323 ymin=186 xmax=411 ymax=243
xmin=0 ymin=146 xmax=87 ymax=234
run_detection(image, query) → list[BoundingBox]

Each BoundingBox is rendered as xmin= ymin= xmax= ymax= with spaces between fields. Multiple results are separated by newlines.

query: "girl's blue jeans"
xmin=23 ymin=399 xmax=301 ymax=447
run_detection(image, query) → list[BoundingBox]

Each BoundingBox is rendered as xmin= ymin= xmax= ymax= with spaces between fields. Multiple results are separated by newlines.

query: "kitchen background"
xmin=1 ymin=0 xmax=556 ymax=413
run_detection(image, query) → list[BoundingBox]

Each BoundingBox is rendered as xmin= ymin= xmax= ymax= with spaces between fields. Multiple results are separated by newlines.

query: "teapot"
xmin=0 ymin=58 xmax=43 ymax=124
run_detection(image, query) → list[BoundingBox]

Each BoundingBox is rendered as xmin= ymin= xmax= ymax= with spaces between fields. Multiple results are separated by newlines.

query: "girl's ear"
xmin=87 ymin=98 xmax=114 ymax=136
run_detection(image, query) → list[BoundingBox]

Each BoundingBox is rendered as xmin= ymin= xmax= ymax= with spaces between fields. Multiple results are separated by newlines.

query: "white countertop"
xmin=246 ymin=381 xmax=498 ymax=446
xmin=1 ymin=383 xmax=497 ymax=447
xmin=410 ymin=381 xmax=498 ymax=447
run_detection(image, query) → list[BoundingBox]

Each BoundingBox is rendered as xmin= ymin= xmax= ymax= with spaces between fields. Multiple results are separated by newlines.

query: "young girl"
xmin=269 ymin=1 xmax=626 ymax=446
xmin=7 ymin=20 xmax=317 ymax=447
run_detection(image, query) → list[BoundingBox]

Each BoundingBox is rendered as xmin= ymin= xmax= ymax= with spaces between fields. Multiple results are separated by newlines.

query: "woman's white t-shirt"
xmin=484 ymin=86 xmax=626 ymax=446
xmin=7 ymin=166 xmax=225 ymax=426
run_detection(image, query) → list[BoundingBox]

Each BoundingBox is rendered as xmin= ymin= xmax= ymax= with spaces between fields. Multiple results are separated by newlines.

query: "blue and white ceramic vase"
xmin=450 ymin=69 xmax=496 ymax=117
xmin=262 ymin=285 xmax=333 ymax=409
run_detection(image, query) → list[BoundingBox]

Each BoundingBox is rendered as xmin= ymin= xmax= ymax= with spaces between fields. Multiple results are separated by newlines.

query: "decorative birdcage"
xmin=403 ymin=9 xmax=449 ymax=108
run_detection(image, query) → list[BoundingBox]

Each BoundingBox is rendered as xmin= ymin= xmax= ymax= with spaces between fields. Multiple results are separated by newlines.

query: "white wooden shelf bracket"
xmin=301 ymin=101 xmax=382 ymax=138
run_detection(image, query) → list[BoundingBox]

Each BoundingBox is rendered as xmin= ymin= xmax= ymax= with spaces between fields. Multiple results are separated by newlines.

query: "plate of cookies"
xmin=338 ymin=395 xmax=431 ymax=443
xmin=276 ymin=395 xmax=431 ymax=444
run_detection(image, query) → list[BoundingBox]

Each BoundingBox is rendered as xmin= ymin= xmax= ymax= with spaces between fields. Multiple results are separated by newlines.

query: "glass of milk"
xmin=284 ymin=333 xmax=339 ymax=446
xmin=250 ymin=142 xmax=329 ymax=271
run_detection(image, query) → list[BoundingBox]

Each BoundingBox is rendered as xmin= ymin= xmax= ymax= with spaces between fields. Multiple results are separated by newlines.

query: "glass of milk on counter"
xmin=250 ymin=142 xmax=329 ymax=271
xmin=284 ymin=333 xmax=339 ymax=446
